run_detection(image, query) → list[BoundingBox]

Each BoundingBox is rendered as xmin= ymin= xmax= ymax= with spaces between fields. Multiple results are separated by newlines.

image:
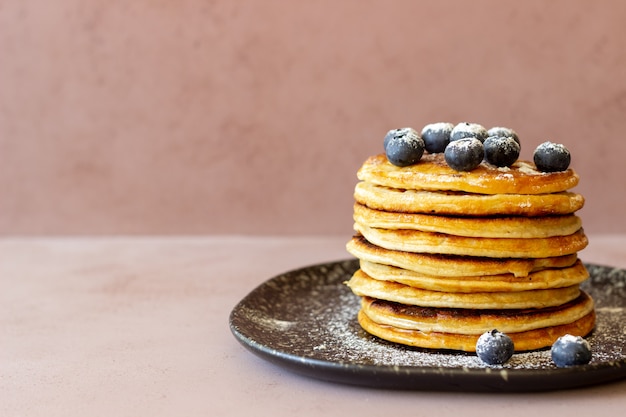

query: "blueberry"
xmin=484 ymin=136 xmax=520 ymax=167
xmin=384 ymin=127 xmax=413 ymax=149
xmin=551 ymin=334 xmax=592 ymax=367
xmin=476 ymin=329 xmax=515 ymax=365
xmin=421 ymin=122 xmax=454 ymax=153
xmin=444 ymin=138 xmax=484 ymax=171
xmin=533 ymin=141 xmax=571 ymax=172
xmin=450 ymin=122 xmax=488 ymax=143
xmin=385 ymin=128 xmax=425 ymax=167
xmin=487 ymin=127 xmax=520 ymax=147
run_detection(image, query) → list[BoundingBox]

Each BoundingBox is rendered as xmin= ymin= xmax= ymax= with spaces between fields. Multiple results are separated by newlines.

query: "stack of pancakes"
xmin=346 ymin=153 xmax=595 ymax=352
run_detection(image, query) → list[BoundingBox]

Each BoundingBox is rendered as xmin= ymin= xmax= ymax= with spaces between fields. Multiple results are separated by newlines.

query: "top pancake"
xmin=357 ymin=153 xmax=579 ymax=195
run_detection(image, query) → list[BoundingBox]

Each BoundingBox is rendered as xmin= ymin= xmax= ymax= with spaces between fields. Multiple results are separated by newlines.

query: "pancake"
xmin=357 ymin=153 xmax=580 ymax=194
xmin=360 ymin=259 xmax=589 ymax=293
xmin=354 ymin=222 xmax=588 ymax=258
xmin=357 ymin=309 xmax=596 ymax=352
xmin=346 ymin=135 xmax=593 ymax=355
xmin=353 ymin=203 xmax=582 ymax=238
xmin=360 ymin=292 xmax=594 ymax=335
xmin=346 ymin=269 xmax=581 ymax=309
xmin=346 ymin=235 xmax=579 ymax=277
xmin=354 ymin=182 xmax=585 ymax=216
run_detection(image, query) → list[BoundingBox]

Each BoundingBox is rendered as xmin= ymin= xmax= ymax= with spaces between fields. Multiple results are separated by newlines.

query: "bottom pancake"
xmin=357 ymin=308 xmax=596 ymax=352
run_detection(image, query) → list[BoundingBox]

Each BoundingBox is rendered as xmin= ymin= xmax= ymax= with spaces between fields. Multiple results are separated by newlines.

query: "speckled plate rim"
xmin=229 ymin=259 xmax=626 ymax=392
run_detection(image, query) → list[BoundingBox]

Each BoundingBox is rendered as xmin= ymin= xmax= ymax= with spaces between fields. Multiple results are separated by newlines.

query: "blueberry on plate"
xmin=484 ymin=136 xmax=520 ymax=167
xmin=444 ymin=138 xmax=484 ymax=171
xmin=450 ymin=122 xmax=488 ymax=143
xmin=487 ymin=126 xmax=520 ymax=147
xmin=533 ymin=141 xmax=571 ymax=172
xmin=384 ymin=128 xmax=425 ymax=167
xmin=476 ymin=329 xmax=515 ymax=365
xmin=384 ymin=127 xmax=413 ymax=149
xmin=420 ymin=122 xmax=454 ymax=153
xmin=551 ymin=334 xmax=592 ymax=368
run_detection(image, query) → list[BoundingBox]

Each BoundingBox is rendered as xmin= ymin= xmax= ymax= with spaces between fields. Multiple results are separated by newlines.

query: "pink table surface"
xmin=2 ymin=235 xmax=626 ymax=416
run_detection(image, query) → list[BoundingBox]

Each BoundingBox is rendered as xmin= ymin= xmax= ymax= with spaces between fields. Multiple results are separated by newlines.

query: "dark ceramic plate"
xmin=229 ymin=260 xmax=626 ymax=392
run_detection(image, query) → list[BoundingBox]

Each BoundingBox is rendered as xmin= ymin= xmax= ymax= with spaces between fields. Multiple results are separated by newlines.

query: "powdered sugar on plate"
xmin=230 ymin=260 xmax=626 ymax=391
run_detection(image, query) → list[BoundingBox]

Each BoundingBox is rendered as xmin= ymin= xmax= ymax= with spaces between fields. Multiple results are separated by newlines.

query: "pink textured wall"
xmin=1 ymin=0 xmax=625 ymax=235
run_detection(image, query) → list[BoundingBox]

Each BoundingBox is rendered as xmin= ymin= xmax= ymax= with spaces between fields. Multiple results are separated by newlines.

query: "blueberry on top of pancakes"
xmin=484 ymin=136 xmax=520 ymax=167
xmin=487 ymin=126 xmax=520 ymax=147
xmin=384 ymin=128 xmax=425 ymax=167
xmin=534 ymin=141 xmax=572 ymax=172
xmin=450 ymin=122 xmax=489 ymax=143
xmin=444 ymin=138 xmax=484 ymax=171
xmin=421 ymin=122 xmax=454 ymax=153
